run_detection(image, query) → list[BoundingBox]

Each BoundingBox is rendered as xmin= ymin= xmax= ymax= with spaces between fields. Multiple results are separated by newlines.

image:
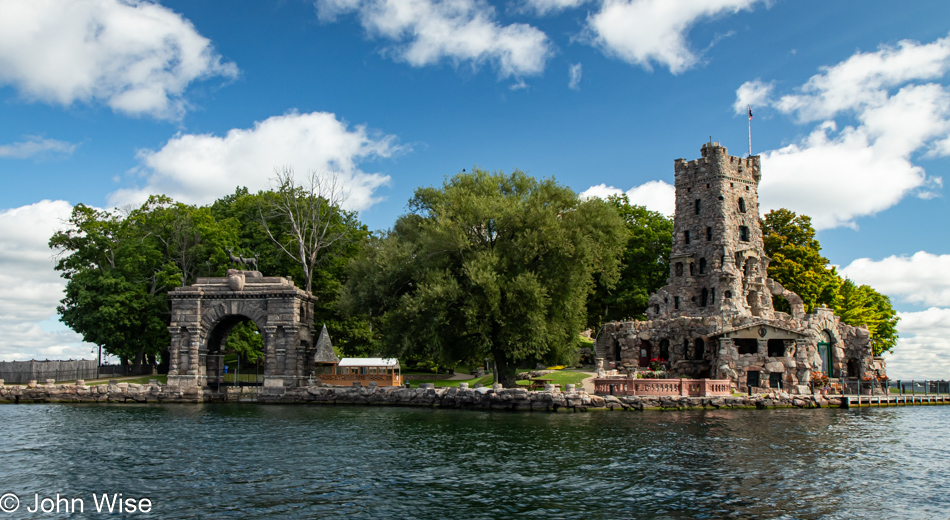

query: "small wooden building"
xmin=309 ymin=325 xmax=402 ymax=386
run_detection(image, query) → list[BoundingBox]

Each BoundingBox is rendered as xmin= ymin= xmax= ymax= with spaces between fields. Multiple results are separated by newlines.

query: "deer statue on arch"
xmin=227 ymin=248 xmax=259 ymax=271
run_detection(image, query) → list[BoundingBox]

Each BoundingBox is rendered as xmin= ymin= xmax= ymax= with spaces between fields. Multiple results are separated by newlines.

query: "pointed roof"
xmin=313 ymin=324 xmax=340 ymax=364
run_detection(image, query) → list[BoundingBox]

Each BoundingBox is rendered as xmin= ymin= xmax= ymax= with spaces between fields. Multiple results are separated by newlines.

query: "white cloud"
xmin=885 ymin=307 xmax=950 ymax=380
xmin=0 ymin=0 xmax=238 ymax=120
xmin=586 ymin=0 xmax=760 ymax=74
xmin=774 ymin=35 xmax=950 ymax=122
xmin=0 ymin=136 xmax=77 ymax=159
xmin=580 ymin=179 xmax=675 ymax=216
xmin=568 ymin=62 xmax=582 ymax=90
xmin=519 ymin=0 xmax=589 ymax=16
xmin=314 ymin=0 xmax=552 ymax=79
xmin=0 ymin=201 xmax=94 ymax=362
xmin=733 ymin=79 xmax=772 ymax=115
xmin=110 ymin=111 xmax=401 ymax=211
xmin=738 ymin=34 xmax=950 ymax=229
xmin=841 ymin=251 xmax=950 ymax=308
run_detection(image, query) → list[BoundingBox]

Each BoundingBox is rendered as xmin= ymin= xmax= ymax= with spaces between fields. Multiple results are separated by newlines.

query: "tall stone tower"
xmin=648 ymin=141 xmax=774 ymax=320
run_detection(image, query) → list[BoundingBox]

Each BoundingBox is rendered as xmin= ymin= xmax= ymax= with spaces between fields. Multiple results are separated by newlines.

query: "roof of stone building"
xmin=338 ymin=358 xmax=399 ymax=367
xmin=313 ymin=324 xmax=340 ymax=364
xmin=709 ymin=319 xmax=808 ymax=338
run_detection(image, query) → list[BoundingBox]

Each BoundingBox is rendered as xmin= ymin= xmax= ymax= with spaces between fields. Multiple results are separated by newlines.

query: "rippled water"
xmin=0 ymin=403 xmax=946 ymax=519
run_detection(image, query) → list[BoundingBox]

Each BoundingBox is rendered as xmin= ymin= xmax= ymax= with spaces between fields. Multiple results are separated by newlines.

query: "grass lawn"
xmin=406 ymin=375 xmax=495 ymax=388
xmin=87 ymin=375 xmax=168 ymax=386
xmin=516 ymin=370 xmax=590 ymax=388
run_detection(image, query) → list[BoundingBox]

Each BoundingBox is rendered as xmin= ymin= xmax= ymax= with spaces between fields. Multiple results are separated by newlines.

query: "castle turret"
xmin=649 ymin=142 xmax=773 ymax=319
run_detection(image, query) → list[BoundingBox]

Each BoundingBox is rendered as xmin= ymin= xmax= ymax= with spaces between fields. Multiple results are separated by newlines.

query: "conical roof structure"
xmin=313 ymin=324 xmax=340 ymax=363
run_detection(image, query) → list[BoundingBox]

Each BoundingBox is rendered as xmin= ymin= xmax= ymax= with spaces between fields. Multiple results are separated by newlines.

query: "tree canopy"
xmin=586 ymin=194 xmax=672 ymax=328
xmin=761 ymin=209 xmax=898 ymax=355
xmin=50 ymin=198 xmax=238 ymax=370
xmin=341 ymin=168 xmax=627 ymax=387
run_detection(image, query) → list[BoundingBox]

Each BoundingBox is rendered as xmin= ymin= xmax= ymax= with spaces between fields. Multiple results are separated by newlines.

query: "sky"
xmin=1 ymin=0 xmax=949 ymax=379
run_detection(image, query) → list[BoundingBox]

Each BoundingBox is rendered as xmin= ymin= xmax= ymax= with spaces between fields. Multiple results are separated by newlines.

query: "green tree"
xmin=761 ymin=209 xmax=899 ymax=355
xmin=50 ymin=204 xmax=170 ymax=371
xmin=761 ymin=209 xmax=841 ymax=313
xmin=51 ymin=198 xmax=238 ymax=372
xmin=225 ymin=320 xmax=265 ymax=364
xmin=587 ymin=194 xmax=672 ymax=327
xmin=836 ymin=279 xmax=899 ymax=355
xmin=342 ymin=168 xmax=627 ymax=387
xmin=211 ymin=186 xmax=372 ymax=355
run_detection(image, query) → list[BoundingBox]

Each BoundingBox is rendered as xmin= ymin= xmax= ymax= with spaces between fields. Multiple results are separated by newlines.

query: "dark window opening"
xmin=746 ymin=370 xmax=760 ymax=388
xmin=739 ymin=226 xmax=750 ymax=242
xmin=724 ymin=290 xmax=732 ymax=299
xmin=710 ymin=288 xmax=715 ymax=303
xmin=767 ymin=339 xmax=785 ymax=357
xmin=653 ymin=304 xmax=660 ymax=314
xmin=700 ymin=288 xmax=708 ymax=307
xmin=694 ymin=338 xmax=705 ymax=360
xmin=706 ymin=227 xmax=712 ymax=241
xmin=769 ymin=372 xmax=782 ymax=389
xmin=687 ymin=187 xmax=691 ymax=193
xmin=689 ymin=263 xmax=695 ymax=276
xmin=718 ymin=195 xmax=724 ymax=201
xmin=720 ymin=255 xmax=725 ymax=267
xmin=738 ymin=198 xmax=746 ymax=213
xmin=684 ymin=230 xmax=690 ymax=244
xmin=846 ymin=359 xmax=858 ymax=378
xmin=674 ymin=296 xmax=680 ymax=310
xmin=675 ymin=262 xmax=683 ymax=276
xmin=735 ymin=338 xmax=758 ymax=355
xmin=659 ymin=340 xmax=670 ymax=360
xmin=706 ymin=183 xmax=710 ymax=188
xmin=695 ymin=199 xmax=701 ymax=215
xmin=699 ymin=257 xmax=706 ymax=274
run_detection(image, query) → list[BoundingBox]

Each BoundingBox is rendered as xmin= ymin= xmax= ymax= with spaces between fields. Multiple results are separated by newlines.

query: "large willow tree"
xmin=342 ymin=169 xmax=627 ymax=387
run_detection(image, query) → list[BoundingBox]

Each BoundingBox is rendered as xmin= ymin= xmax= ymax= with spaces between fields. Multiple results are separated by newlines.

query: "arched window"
xmin=659 ymin=339 xmax=670 ymax=360
xmin=675 ymin=262 xmax=683 ymax=276
xmin=689 ymin=263 xmax=695 ymax=276
xmin=738 ymin=197 xmax=746 ymax=213
xmin=700 ymin=288 xmax=708 ymax=307
xmin=724 ymin=290 xmax=732 ymax=299
xmin=699 ymin=257 xmax=706 ymax=274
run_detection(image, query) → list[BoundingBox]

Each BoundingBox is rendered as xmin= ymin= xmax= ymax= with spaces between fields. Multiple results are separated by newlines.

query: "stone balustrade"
xmin=593 ymin=377 xmax=732 ymax=397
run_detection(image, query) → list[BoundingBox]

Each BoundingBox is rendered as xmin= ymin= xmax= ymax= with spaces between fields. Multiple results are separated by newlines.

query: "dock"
xmin=843 ymin=394 xmax=950 ymax=408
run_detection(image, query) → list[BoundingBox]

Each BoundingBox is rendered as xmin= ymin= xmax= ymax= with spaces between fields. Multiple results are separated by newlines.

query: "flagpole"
xmin=748 ymin=105 xmax=752 ymax=157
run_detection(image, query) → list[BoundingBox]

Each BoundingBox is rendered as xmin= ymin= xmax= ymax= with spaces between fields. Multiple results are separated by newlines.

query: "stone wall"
xmin=0 ymin=380 xmax=846 ymax=411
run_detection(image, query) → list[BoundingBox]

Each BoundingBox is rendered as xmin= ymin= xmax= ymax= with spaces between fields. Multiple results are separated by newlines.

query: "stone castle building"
xmin=596 ymin=142 xmax=883 ymax=393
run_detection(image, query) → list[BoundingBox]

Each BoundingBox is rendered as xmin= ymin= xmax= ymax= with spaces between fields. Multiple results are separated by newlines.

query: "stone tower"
xmin=648 ymin=141 xmax=774 ymax=320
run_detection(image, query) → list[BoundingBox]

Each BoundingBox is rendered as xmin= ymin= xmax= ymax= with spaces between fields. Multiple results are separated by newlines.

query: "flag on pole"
xmin=748 ymin=106 xmax=753 ymax=121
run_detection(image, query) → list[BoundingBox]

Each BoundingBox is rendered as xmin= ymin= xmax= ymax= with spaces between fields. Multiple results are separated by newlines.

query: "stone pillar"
xmin=187 ymin=327 xmax=200 ymax=376
xmin=167 ymin=326 xmax=180 ymax=376
xmin=263 ymin=326 xmax=278 ymax=376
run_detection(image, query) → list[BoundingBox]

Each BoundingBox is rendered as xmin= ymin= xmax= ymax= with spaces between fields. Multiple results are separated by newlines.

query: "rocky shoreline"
xmin=0 ymin=379 xmax=848 ymax=410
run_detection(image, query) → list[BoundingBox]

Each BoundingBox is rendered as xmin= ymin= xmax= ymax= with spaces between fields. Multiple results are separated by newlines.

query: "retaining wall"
xmin=0 ymin=380 xmax=851 ymax=411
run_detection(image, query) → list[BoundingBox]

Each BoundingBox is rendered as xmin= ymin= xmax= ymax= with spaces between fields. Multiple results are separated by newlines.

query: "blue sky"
xmin=1 ymin=0 xmax=949 ymax=378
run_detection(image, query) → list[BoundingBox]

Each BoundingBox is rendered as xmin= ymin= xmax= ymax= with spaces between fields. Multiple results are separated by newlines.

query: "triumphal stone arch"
xmin=166 ymin=269 xmax=316 ymax=390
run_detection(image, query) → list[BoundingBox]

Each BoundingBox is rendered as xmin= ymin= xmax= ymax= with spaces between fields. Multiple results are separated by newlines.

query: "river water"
xmin=0 ymin=403 xmax=945 ymax=519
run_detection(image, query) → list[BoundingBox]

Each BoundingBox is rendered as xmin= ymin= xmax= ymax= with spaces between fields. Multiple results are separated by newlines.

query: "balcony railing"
xmin=593 ymin=378 xmax=731 ymax=397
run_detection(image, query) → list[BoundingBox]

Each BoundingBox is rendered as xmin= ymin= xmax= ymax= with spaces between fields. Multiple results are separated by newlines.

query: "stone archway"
xmin=166 ymin=269 xmax=316 ymax=390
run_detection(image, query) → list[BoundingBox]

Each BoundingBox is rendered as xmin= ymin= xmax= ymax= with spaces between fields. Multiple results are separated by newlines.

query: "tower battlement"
xmin=674 ymin=142 xmax=760 ymax=185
